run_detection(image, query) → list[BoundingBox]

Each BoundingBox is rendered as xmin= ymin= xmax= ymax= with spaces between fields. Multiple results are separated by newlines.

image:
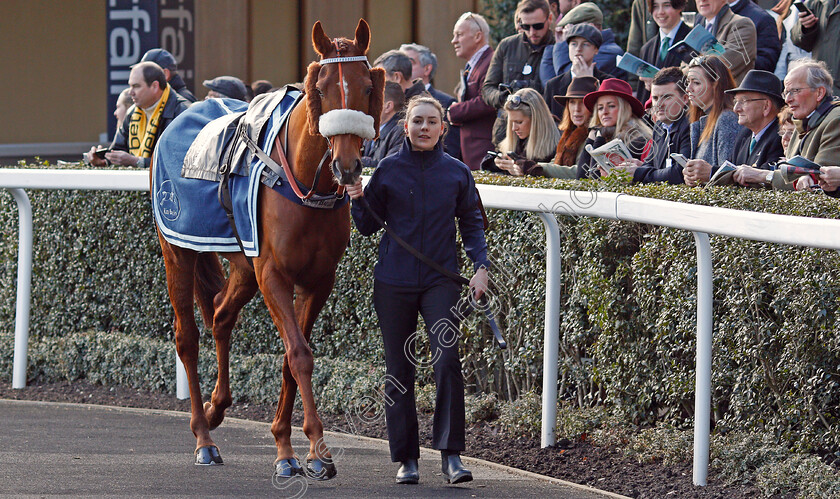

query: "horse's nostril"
xmin=355 ymin=159 xmax=362 ymax=173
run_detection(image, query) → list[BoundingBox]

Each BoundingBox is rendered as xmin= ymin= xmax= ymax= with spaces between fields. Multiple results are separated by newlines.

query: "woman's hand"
xmin=346 ymin=178 xmax=364 ymax=199
xmin=495 ymin=154 xmax=523 ymax=176
xmin=470 ymin=267 xmax=489 ymax=301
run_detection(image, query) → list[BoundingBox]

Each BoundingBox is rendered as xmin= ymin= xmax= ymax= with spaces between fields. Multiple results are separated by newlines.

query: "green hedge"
xmin=2 ymin=163 xmax=840 ymax=455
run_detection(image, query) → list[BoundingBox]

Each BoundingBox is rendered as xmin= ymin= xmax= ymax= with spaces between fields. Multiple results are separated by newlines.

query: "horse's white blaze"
xmin=342 ymin=76 xmax=349 ymax=108
xmin=319 ymin=109 xmax=375 ymax=139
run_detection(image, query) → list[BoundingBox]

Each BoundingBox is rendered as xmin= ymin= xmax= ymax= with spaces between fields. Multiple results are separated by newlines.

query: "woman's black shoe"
xmin=396 ymin=459 xmax=419 ymax=484
xmin=441 ymin=451 xmax=473 ymax=484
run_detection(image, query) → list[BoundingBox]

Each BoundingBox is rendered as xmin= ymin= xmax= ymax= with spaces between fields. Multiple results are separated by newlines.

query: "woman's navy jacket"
xmin=351 ymin=138 xmax=490 ymax=288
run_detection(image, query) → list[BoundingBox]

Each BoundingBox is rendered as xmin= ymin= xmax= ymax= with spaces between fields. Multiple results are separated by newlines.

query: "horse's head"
xmin=305 ymin=19 xmax=385 ymax=186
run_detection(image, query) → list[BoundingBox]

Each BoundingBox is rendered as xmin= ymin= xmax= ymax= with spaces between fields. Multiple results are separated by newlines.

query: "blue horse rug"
xmin=152 ymin=89 xmax=347 ymax=257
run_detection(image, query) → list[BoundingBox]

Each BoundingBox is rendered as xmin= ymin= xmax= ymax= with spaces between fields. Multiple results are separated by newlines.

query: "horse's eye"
xmin=316 ymin=87 xmax=325 ymax=98
xmin=365 ymin=86 xmax=373 ymax=96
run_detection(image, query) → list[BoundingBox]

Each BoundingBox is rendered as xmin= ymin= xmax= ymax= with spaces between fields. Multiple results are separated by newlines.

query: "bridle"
xmin=274 ymin=41 xmax=372 ymax=202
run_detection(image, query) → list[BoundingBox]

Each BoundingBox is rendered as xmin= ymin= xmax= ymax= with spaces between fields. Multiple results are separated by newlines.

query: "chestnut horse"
xmin=153 ymin=20 xmax=384 ymax=479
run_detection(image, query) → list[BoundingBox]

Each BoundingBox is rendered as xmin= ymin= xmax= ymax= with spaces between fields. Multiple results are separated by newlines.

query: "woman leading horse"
xmin=152 ymin=19 xmax=384 ymax=480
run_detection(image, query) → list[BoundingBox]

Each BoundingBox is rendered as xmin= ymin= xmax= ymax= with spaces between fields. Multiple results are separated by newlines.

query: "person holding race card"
xmin=576 ymin=78 xmax=653 ymax=179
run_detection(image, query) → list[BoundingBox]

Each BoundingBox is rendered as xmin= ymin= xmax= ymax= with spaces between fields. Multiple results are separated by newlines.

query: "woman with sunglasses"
xmin=576 ymin=78 xmax=653 ymax=179
xmin=681 ymin=56 xmax=743 ymax=187
xmin=480 ymin=88 xmax=559 ymax=175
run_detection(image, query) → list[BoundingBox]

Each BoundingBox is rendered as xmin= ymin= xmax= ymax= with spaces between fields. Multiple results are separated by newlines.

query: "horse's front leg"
xmin=204 ymin=254 xmax=258 ymax=430
xmin=257 ymin=264 xmax=335 ymax=480
xmin=292 ymin=282 xmax=337 ymax=479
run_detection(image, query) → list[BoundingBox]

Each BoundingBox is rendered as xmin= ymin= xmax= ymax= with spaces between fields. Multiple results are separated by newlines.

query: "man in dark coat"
xmin=729 ymin=0 xmax=781 ymax=73
xmin=482 ymin=0 xmax=554 ymax=144
xmin=543 ymin=24 xmax=611 ymax=120
xmin=85 ymin=62 xmax=191 ymax=168
xmin=635 ymin=0 xmax=692 ymax=104
xmin=612 ymin=67 xmax=692 ymax=184
xmin=448 ymin=12 xmax=496 ymax=170
xmin=690 ymin=70 xmax=785 ymax=185
xmin=540 ymin=3 xmax=626 ymax=82
xmin=362 ymin=82 xmax=406 ymax=168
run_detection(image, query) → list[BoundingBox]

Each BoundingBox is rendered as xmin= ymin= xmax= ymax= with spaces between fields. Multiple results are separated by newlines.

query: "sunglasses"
xmin=518 ymin=21 xmax=546 ymax=31
xmin=506 ymin=94 xmax=530 ymax=108
xmin=465 ymin=12 xmax=481 ymax=31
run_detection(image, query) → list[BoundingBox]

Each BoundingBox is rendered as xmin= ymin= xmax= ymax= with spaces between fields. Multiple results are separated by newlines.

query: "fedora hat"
xmin=725 ymin=70 xmax=785 ymax=107
xmin=583 ymin=78 xmax=645 ymax=117
xmin=553 ymin=76 xmax=600 ymax=104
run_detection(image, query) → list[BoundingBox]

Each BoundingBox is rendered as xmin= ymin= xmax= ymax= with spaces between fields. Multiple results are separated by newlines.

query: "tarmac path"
xmin=0 ymin=399 xmax=627 ymax=498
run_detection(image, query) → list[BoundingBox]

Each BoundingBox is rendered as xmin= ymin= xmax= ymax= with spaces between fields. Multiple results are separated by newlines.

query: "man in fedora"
xmin=613 ymin=67 xmax=692 ymax=184
xmin=543 ymin=24 xmax=611 ymax=119
xmin=724 ymin=70 xmax=785 ymax=186
xmin=684 ymin=70 xmax=785 ymax=185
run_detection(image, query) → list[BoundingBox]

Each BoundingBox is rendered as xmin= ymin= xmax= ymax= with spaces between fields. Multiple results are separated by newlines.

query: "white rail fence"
xmin=4 ymin=169 xmax=840 ymax=487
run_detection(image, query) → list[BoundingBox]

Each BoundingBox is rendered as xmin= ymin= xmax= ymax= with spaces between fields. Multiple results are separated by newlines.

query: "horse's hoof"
xmin=304 ymin=456 xmax=337 ymax=480
xmin=273 ymin=457 xmax=304 ymax=478
xmin=194 ymin=445 xmax=223 ymax=465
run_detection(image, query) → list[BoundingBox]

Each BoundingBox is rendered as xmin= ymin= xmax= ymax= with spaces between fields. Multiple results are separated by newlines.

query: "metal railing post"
xmin=692 ymin=231 xmax=713 ymax=486
xmin=10 ymin=188 xmax=33 ymax=389
xmin=538 ymin=212 xmax=561 ymax=448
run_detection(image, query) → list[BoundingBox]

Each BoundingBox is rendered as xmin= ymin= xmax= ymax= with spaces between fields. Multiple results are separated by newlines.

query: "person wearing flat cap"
xmin=542 ymin=24 xmax=611 ymax=120
xmin=203 ymin=76 xmax=249 ymax=102
xmin=140 ymin=48 xmax=197 ymax=102
xmin=685 ymin=70 xmax=785 ymax=186
xmin=539 ymin=3 xmax=625 ymax=83
xmin=575 ymin=78 xmax=653 ymax=179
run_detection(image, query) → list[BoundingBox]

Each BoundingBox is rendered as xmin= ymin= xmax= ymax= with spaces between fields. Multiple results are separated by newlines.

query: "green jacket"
xmin=791 ymin=0 xmax=840 ymax=96
xmin=771 ymin=98 xmax=840 ymax=190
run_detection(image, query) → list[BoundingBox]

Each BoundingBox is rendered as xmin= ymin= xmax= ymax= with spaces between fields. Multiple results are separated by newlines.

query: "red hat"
xmin=583 ymin=78 xmax=646 ymax=117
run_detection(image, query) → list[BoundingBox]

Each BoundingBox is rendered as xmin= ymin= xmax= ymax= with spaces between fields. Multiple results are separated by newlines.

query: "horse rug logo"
xmin=157 ymin=180 xmax=181 ymax=221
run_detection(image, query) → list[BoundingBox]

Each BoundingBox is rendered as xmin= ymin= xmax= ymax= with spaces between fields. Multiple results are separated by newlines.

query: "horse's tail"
xmin=194 ymin=252 xmax=225 ymax=330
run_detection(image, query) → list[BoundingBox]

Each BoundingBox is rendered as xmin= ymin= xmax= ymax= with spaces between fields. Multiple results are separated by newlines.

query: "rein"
xmin=357 ymin=197 xmax=507 ymax=350
xmin=272 ymin=45 xmax=372 ymax=202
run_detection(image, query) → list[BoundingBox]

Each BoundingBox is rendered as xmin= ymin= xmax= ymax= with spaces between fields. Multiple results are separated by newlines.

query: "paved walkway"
xmin=0 ymin=399 xmax=627 ymax=498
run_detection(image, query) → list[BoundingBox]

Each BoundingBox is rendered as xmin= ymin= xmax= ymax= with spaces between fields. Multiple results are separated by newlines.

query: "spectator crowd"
xmin=88 ymin=0 xmax=840 ymax=196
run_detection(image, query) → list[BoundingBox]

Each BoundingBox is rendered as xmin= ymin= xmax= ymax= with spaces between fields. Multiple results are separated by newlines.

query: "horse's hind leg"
xmin=204 ymin=254 xmax=258 ymax=430
xmin=158 ymin=235 xmax=219 ymax=463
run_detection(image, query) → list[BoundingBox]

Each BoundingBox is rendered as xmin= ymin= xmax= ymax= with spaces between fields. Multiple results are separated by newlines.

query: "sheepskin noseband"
xmin=318 ymin=109 xmax=376 ymax=140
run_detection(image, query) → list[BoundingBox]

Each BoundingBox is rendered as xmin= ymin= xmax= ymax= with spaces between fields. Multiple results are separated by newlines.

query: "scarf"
xmin=128 ymin=84 xmax=171 ymax=158
xmin=553 ymin=125 xmax=588 ymax=166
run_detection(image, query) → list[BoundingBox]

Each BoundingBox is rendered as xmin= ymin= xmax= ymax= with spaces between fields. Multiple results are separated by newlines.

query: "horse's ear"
xmin=354 ymin=18 xmax=371 ymax=55
xmin=369 ymin=67 xmax=386 ymax=139
xmin=305 ymin=62 xmax=323 ymax=136
xmin=312 ymin=21 xmax=332 ymax=57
